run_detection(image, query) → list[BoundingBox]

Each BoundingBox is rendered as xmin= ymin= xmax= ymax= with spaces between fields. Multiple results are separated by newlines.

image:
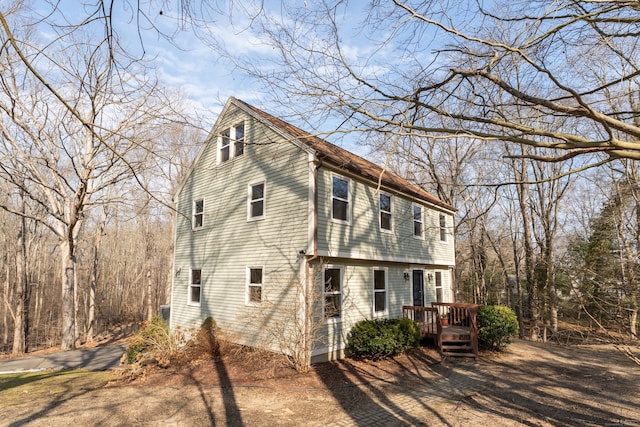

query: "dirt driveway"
xmin=1 ymin=339 xmax=639 ymax=426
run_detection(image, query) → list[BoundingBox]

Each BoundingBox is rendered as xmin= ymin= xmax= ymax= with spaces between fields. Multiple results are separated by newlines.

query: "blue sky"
xmin=119 ymin=1 xmax=374 ymax=153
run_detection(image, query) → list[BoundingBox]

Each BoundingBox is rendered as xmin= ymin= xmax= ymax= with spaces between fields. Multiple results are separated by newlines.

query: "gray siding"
xmin=316 ymin=167 xmax=455 ymax=267
xmin=308 ymin=259 xmax=453 ymax=358
xmin=171 ymin=104 xmax=311 ymax=350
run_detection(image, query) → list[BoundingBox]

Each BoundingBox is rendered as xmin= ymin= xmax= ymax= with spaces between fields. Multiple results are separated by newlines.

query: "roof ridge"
xmin=233 ymin=98 xmax=455 ymax=212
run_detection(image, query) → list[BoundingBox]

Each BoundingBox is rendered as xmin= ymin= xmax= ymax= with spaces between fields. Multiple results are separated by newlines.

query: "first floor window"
xmin=373 ymin=269 xmax=387 ymax=314
xmin=247 ymin=267 xmax=263 ymax=305
xmin=413 ymin=204 xmax=423 ymax=237
xmin=439 ymin=213 xmax=447 ymax=242
xmin=380 ymin=193 xmax=392 ymax=231
xmin=189 ymin=269 xmax=202 ymax=305
xmin=332 ymin=176 xmax=349 ymax=222
xmin=435 ymin=271 xmax=443 ymax=302
xmin=193 ymin=199 xmax=204 ymax=229
xmin=324 ymin=267 xmax=342 ymax=320
xmin=249 ymin=182 xmax=265 ymax=219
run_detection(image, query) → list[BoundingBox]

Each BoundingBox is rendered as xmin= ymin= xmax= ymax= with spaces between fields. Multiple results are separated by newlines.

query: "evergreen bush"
xmin=347 ymin=318 xmax=420 ymax=360
xmin=477 ymin=305 xmax=519 ymax=351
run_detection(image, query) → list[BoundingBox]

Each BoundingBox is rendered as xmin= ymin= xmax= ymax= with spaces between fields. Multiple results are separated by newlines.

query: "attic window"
xmin=218 ymin=122 xmax=245 ymax=163
xmin=234 ymin=123 xmax=244 ymax=156
xmin=220 ymin=129 xmax=230 ymax=162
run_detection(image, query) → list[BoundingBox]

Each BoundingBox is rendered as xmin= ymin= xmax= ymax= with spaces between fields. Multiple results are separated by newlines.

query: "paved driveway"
xmin=0 ymin=345 xmax=126 ymax=374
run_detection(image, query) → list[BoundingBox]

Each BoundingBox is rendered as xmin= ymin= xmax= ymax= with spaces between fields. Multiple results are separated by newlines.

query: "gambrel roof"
xmin=232 ymin=98 xmax=455 ymax=212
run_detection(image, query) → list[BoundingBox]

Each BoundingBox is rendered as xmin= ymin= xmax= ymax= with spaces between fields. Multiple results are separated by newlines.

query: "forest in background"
xmin=1 ymin=0 xmax=639 ymax=353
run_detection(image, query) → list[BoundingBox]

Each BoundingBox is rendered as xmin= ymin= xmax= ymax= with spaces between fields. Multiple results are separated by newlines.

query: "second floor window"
xmin=332 ymin=176 xmax=349 ymax=222
xmin=193 ymin=199 xmax=204 ymax=229
xmin=249 ymin=182 xmax=265 ymax=220
xmin=380 ymin=193 xmax=392 ymax=231
xmin=439 ymin=213 xmax=447 ymax=242
xmin=413 ymin=204 xmax=423 ymax=238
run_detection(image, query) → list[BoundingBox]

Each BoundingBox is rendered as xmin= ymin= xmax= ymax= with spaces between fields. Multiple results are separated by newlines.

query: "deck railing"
xmin=403 ymin=303 xmax=480 ymax=356
xmin=402 ymin=305 xmax=440 ymax=338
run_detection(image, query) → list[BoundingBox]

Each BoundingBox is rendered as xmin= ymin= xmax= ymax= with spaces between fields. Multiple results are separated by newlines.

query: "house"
xmin=169 ymin=97 xmax=456 ymax=363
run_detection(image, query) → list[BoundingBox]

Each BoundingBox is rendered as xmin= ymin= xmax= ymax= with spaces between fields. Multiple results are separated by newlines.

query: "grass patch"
xmin=0 ymin=370 xmax=113 ymax=407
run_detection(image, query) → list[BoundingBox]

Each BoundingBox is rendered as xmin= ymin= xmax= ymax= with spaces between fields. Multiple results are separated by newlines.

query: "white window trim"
xmin=188 ymin=267 xmax=202 ymax=306
xmin=192 ymin=198 xmax=204 ymax=231
xmin=435 ymin=271 xmax=444 ymax=303
xmin=323 ymin=265 xmax=343 ymax=323
xmin=379 ymin=192 xmax=393 ymax=233
xmin=217 ymin=121 xmax=246 ymax=164
xmin=372 ymin=267 xmax=388 ymax=317
xmin=331 ymin=174 xmax=351 ymax=224
xmin=412 ymin=203 xmax=424 ymax=239
xmin=246 ymin=265 xmax=264 ymax=306
xmin=247 ymin=180 xmax=266 ymax=221
xmin=233 ymin=122 xmax=245 ymax=157
xmin=439 ymin=213 xmax=448 ymax=242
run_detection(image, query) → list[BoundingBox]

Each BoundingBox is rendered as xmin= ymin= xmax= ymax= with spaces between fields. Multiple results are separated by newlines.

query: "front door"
xmin=412 ymin=270 xmax=424 ymax=321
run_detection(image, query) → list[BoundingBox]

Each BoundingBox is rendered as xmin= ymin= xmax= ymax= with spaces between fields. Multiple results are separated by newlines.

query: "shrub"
xmin=347 ymin=318 xmax=421 ymax=360
xmin=123 ymin=315 xmax=175 ymax=366
xmin=477 ymin=305 xmax=519 ymax=351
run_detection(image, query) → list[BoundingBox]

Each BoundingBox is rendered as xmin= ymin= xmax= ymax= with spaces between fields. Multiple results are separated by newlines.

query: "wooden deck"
xmin=403 ymin=303 xmax=480 ymax=358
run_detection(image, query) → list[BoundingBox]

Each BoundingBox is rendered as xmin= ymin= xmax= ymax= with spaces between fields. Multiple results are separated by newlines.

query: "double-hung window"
xmin=234 ymin=123 xmax=244 ymax=157
xmin=193 ymin=199 xmax=204 ymax=230
xmin=373 ymin=268 xmax=387 ymax=315
xmin=189 ymin=268 xmax=202 ymax=305
xmin=219 ymin=121 xmax=245 ymax=163
xmin=248 ymin=181 xmax=265 ymax=220
xmin=323 ymin=267 xmax=342 ymax=320
xmin=439 ymin=213 xmax=447 ymax=242
xmin=379 ymin=193 xmax=392 ymax=231
xmin=220 ymin=129 xmax=231 ymax=162
xmin=247 ymin=267 xmax=263 ymax=305
xmin=435 ymin=271 xmax=443 ymax=302
xmin=413 ymin=204 xmax=423 ymax=238
xmin=332 ymin=176 xmax=349 ymax=222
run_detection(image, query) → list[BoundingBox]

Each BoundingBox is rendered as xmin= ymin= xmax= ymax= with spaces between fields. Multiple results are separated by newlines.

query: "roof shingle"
xmin=233 ymin=98 xmax=455 ymax=212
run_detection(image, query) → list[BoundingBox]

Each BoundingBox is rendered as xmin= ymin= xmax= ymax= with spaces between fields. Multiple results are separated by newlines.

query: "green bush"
xmin=477 ymin=305 xmax=519 ymax=351
xmin=347 ymin=318 xmax=421 ymax=360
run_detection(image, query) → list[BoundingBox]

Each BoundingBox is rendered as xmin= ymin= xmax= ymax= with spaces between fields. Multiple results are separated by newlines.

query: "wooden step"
xmin=442 ymin=351 xmax=477 ymax=358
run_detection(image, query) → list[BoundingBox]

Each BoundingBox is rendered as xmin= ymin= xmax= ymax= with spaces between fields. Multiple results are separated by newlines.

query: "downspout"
xmin=304 ymin=152 xmax=322 ymax=365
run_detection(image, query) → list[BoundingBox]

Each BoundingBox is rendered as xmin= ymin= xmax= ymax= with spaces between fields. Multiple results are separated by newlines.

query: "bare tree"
xmin=0 ymin=8 xmax=177 ymax=349
xmin=203 ymin=1 xmax=640 ymax=164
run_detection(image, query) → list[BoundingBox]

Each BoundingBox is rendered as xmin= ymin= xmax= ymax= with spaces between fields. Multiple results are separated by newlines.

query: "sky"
xmin=115 ymin=0 xmax=371 ymax=153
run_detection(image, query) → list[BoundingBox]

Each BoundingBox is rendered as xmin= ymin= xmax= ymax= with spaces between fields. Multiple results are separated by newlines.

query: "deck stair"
xmin=403 ymin=303 xmax=480 ymax=358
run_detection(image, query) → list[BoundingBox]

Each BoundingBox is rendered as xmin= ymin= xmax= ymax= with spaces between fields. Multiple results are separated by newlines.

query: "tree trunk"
xmin=12 ymin=196 xmax=29 ymax=354
xmin=87 ymin=210 xmax=106 ymax=342
xmin=146 ymin=269 xmax=153 ymax=321
xmin=3 ymin=262 xmax=10 ymax=348
xmin=516 ymin=165 xmax=538 ymax=340
xmin=60 ymin=238 xmax=76 ymax=350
